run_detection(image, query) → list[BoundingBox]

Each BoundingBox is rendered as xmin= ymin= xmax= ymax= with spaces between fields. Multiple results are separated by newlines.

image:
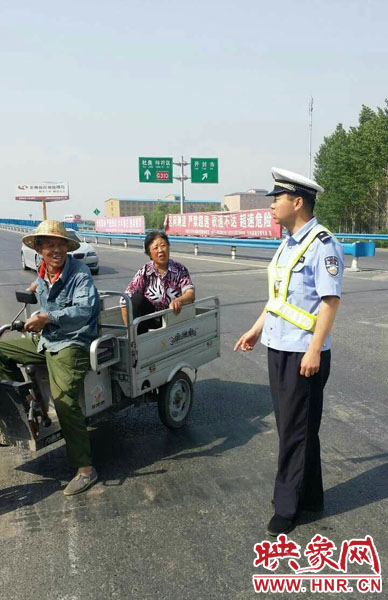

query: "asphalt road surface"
xmin=0 ymin=228 xmax=387 ymax=600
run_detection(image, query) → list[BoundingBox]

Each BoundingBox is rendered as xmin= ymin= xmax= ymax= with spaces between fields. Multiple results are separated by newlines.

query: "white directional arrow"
xmin=202 ymin=172 xmax=208 ymax=181
xmin=144 ymin=169 xmax=151 ymax=180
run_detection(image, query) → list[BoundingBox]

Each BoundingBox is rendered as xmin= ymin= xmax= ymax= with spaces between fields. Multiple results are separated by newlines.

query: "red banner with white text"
xmin=95 ymin=216 xmax=145 ymax=234
xmin=164 ymin=209 xmax=281 ymax=238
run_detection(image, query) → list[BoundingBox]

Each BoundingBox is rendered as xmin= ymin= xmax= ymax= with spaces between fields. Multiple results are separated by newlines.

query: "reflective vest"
xmin=266 ymin=225 xmax=331 ymax=332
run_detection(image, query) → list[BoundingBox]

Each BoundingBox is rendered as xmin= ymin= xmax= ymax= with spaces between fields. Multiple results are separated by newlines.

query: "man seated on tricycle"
xmin=0 ymin=220 xmax=100 ymax=496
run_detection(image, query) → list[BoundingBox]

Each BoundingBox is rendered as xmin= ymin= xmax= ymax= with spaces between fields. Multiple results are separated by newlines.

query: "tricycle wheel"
xmin=158 ymin=371 xmax=193 ymax=429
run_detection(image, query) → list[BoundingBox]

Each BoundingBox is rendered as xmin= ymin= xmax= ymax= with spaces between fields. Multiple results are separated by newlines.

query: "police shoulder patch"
xmin=317 ymin=231 xmax=332 ymax=243
xmin=325 ymin=255 xmax=339 ymax=276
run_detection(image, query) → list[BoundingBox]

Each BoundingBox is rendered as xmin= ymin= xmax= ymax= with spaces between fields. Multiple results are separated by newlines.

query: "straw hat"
xmin=22 ymin=220 xmax=80 ymax=252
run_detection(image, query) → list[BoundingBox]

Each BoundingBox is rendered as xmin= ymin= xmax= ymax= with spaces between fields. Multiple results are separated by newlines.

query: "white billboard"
xmin=15 ymin=182 xmax=69 ymax=201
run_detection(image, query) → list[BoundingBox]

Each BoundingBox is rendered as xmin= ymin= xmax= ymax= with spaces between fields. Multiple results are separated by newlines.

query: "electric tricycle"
xmin=0 ymin=290 xmax=220 ymax=451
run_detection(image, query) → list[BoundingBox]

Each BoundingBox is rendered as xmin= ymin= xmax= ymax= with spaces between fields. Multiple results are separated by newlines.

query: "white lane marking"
xmin=344 ymin=271 xmax=388 ymax=280
xmin=67 ymin=519 xmax=80 ymax=576
xmin=143 ymin=485 xmax=156 ymax=501
xmin=194 ymin=269 xmax=267 ymax=277
xmin=357 ymin=321 xmax=388 ymax=328
xmin=96 ymin=244 xmax=271 ymax=269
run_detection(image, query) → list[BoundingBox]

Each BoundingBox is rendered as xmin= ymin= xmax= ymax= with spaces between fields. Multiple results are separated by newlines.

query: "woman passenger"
xmin=121 ymin=231 xmax=195 ymax=331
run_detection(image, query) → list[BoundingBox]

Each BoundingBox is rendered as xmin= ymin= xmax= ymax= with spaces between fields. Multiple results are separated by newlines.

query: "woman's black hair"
xmin=144 ymin=230 xmax=170 ymax=257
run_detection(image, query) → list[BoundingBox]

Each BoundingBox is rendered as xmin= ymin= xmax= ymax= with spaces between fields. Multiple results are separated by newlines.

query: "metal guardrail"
xmin=78 ymin=232 xmax=375 ymax=271
xmin=336 ymin=233 xmax=388 ymax=241
xmin=1 ymin=219 xmax=385 ymax=239
xmin=0 ymin=222 xmax=378 ymax=271
xmin=0 ymin=219 xmax=79 ymax=230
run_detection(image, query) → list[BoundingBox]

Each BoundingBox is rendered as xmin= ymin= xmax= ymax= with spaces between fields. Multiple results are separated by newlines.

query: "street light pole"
xmin=308 ymin=97 xmax=313 ymax=179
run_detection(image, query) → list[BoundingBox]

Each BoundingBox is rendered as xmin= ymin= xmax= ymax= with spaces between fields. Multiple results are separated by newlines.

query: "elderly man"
xmin=235 ymin=168 xmax=344 ymax=536
xmin=0 ymin=220 xmax=100 ymax=495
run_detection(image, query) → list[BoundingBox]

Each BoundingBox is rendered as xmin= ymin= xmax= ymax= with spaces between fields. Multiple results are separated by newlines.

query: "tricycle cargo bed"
xmin=95 ymin=296 xmax=220 ymax=399
xmin=127 ymin=300 xmax=220 ymax=396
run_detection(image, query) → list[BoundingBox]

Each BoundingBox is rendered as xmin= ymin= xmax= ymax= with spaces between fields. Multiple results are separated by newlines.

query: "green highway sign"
xmin=139 ymin=157 xmax=173 ymax=183
xmin=191 ymin=158 xmax=219 ymax=183
xmin=93 ymin=208 xmax=101 ymax=216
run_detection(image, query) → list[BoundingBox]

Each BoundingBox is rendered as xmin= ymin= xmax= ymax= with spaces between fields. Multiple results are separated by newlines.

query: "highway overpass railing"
xmin=77 ymin=232 xmax=375 ymax=271
xmin=0 ymin=218 xmax=79 ymax=231
xmin=336 ymin=232 xmax=388 ymax=241
xmin=0 ymin=221 xmax=378 ymax=271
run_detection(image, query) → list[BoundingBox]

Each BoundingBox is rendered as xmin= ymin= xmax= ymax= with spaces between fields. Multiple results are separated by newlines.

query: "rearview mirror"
xmin=15 ymin=290 xmax=38 ymax=305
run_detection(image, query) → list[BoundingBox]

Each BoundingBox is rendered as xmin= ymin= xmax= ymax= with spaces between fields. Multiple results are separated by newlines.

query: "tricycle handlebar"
xmin=0 ymin=320 xmax=25 ymax=338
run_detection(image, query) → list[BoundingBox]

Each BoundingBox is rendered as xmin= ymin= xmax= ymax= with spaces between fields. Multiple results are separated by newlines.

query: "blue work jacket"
xmin=36 ymin=255 xmax=100 ymax=353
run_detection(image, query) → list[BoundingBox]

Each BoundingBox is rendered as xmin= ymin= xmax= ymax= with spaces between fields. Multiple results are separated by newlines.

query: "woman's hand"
xmin=169 ymin=298 xmax=183 ymax=315
xmin=169 ymin=289 xmax=195 ymax=315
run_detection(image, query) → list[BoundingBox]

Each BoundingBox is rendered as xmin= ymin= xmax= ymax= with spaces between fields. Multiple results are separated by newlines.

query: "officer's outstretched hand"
xmin=300 ymin=347 xmax=321 ymax=377
xmin=234 ymin=329 xmax=260 ymax=352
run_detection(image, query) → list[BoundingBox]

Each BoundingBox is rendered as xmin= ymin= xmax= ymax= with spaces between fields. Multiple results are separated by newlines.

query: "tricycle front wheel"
xmin=158 ymin=371 xmax=193 ymax=429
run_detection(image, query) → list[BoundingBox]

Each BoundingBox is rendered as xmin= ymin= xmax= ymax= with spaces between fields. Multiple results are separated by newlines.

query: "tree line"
xmin=145 ymin=201 xmax=216 ymax=229
xmin=314 ymin=101 xmax=388 ymax=233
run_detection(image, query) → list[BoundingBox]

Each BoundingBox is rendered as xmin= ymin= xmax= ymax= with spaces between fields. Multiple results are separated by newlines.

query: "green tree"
xmin=314 ymin=101 xmax=388 ymax=232
xmin=314 ymin=124 xmax=353 ymax=231
xmin=146 ymin=201 xmax=180 ymax=230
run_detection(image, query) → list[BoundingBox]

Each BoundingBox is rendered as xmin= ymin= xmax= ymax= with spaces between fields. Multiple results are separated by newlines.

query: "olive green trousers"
xmin=0 ymin=336 xmax=92 ymax=468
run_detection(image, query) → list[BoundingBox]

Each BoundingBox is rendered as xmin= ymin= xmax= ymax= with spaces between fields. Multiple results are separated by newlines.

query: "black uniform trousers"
xmin=268 ymin=348 xmax=331 ymax=519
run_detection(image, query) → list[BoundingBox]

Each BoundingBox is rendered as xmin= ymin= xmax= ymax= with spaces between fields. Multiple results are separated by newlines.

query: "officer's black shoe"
xmin=267 ymin=514 xmax=294 ymax=537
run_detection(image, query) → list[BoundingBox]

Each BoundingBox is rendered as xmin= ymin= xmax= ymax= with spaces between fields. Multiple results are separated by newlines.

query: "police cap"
xmin=266 ymin=167 xmax=324 ymax=198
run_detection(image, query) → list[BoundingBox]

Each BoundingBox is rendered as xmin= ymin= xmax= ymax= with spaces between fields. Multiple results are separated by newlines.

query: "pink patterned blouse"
xmin=123 ymin=259 xmax=194 ymax=311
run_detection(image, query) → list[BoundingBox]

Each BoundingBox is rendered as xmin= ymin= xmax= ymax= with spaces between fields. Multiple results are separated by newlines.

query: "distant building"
xmin=224 ymin=189 xmax=270 ymax=212
xmin=105 ymin=197 xmax=221 ymax=217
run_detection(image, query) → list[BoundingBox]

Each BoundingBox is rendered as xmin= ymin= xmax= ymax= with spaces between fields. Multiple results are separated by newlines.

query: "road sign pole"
xmin=180 ymin=155 xmax=185 ymax=213
xmin=174 ymin=156 xmax=189 ymax=213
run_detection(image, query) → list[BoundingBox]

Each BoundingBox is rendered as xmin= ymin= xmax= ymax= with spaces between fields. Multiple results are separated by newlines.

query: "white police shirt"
xmin=261 ymin=217 xmax=344 ymax=352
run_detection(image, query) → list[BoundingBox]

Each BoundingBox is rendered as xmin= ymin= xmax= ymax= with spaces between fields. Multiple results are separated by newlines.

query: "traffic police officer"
xmin=234 ymin=167 xmax=344 ymax=536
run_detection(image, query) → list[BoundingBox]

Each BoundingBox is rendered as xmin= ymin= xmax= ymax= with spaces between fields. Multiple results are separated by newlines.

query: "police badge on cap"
xmin=266 ymin=167 xmax=324 ymax=198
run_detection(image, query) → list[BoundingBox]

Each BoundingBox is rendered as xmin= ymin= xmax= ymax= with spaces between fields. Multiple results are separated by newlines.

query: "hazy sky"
xmin=1 ymin=0 xmax=387 ymax=220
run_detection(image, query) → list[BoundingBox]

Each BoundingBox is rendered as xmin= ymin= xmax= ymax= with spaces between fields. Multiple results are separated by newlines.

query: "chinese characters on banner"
xmin=164 ymin=209 xmax=282 ymax=239
xmin=95 ymin=216 xmax=145 ymax=234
